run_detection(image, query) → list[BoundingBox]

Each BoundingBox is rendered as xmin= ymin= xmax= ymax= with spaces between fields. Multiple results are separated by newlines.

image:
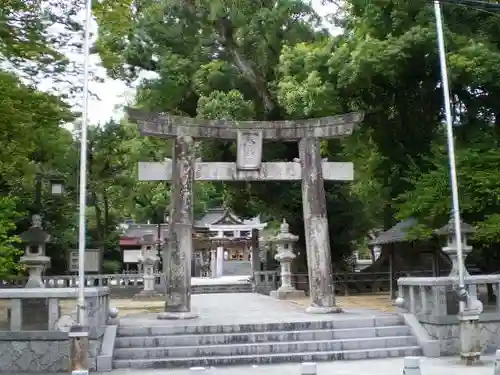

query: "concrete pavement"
xmin=104 ymin=355 xmax=496 ymax=375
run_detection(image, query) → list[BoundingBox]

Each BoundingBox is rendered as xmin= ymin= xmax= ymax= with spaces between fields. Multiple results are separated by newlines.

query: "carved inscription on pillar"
xmin=236 ymin=131 xmax=263 ymax=170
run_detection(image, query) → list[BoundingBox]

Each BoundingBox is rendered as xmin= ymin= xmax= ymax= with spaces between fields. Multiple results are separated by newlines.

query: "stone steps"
xmin=113 ymin=315 xmax=421 ymax=369
xmin=113 ymin=346 xmax=421 ymax=369
xmin=191 ymin=283 xmax=252 ymax=294
xmin=115 ymin=325 xmax=412 ymax=347
xmin=114 ymin=336 xmax=417 ymax=358
xmin=118 ymin=315 xmax=404 ymax=336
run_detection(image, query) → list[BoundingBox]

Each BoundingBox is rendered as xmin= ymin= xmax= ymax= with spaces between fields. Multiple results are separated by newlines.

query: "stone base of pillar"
xmin=157 ymin=311 xmax=199 ymax=320
xmin=68 ymin=325 xmax=89 ymax=374
xmin=305 ymin=304 xmax=343 ymax=314
xmin=459 ymin=316 xmax=481 ymax=365
xmin=270 ymin=287 xmax=305 ymax=300
xmin=133 ymin=289 xmax=163 ymax=300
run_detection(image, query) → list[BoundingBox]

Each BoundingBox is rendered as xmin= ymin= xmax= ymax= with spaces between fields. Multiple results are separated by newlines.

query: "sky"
xmin=76 ymin=0 xmax=338 ymax=126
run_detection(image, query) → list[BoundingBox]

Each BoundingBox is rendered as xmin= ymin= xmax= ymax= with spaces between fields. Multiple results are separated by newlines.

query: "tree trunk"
xmin=92 ymin=191 xmax=104 ymax=273
xmin=102 ymin=190 xmax=110 ymax=274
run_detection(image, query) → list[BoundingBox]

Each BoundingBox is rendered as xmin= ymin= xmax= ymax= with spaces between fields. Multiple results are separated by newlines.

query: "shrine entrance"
xmin=128 ymin=108 xmax=363 ymax=316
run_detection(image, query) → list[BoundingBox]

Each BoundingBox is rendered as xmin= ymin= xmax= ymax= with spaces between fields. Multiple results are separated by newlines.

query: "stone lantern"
xmin=270 ymin=219 xmax=305 ymax=300
xmin=437 ymin=217 xmax=483 ymax=363
xmin=134 ymin=231 xmax=160 ymax=299
xmin=436 ymin=217 xmax=475 ymax=278
xmin=20 ymin=214 xmax=51 ymax=288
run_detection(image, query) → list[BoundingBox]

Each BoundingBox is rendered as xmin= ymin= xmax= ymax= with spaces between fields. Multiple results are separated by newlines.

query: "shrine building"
xmin=119 ymin=207 xmax=267 ymax=277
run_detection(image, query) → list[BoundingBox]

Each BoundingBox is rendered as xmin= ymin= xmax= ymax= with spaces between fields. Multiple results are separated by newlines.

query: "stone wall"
xmin=0 ymin=332 xmax=101 ymax=373
xmin=422 ymin=320 xmax=500 ymax=355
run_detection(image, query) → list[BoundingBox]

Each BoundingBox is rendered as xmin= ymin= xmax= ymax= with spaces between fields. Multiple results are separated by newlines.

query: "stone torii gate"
xmin=127 ymin=108 xmax=363 ymax=318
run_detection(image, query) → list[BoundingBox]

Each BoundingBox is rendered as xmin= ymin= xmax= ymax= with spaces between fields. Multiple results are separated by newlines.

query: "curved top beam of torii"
xmin=126 ymin=108 xmax=364 ymax=140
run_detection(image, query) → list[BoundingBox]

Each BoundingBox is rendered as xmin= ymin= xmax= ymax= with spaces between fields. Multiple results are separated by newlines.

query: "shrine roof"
xmin=119 ymin=208 xmax=265 ymax=245
xmin=120 ymin=223 xmax=168 ymax=245
xmin=194 ymin=207 xmax=264 ymax=228
xmin=369 ymin=218 xmax=418 ymax=245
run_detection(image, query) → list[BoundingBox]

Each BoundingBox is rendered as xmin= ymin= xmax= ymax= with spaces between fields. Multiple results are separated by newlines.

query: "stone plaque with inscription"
xmin=236 ymin=131 xmax=263 ymax=170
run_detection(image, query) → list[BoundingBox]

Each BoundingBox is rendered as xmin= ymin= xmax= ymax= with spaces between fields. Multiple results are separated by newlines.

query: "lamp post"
xmin=34 ymin=172 xmax=65 ymax=213
xmin=22 ymin=172 xmax=65 ymax=287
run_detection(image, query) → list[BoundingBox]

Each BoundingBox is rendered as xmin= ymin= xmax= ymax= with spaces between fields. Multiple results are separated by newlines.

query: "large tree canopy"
xmin=93 ymin=0 xmax=370 ymax=267
xmin=2 ymin=0 xmax=500 ymax=275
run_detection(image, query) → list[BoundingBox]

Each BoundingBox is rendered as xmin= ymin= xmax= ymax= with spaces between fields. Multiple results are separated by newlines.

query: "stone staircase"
xmin=113 ymin=315 xmax=421 ymax=369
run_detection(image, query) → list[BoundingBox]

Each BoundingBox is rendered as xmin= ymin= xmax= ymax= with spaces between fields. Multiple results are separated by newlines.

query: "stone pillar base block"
xmin=460 ymin=353 xmax=481 ymax=366
xmin=270 ymin=288 xmax=305 ymax=300
xmin=157 ymin=311 xmax=199 ymax=320
xmin=459 ymin=316 xmax=481 ymax=365
xmin=300 ymin=362 xmax=317 ymax=375
xmin=305 ymin=305 xmax=343 ymax=314
xmin=133 ymin=290 xmax=163 ymax=300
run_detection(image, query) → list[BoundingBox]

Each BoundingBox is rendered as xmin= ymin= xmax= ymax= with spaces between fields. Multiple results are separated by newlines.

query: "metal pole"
xmin=433 ymin=1 xmax=466 ymax=308
xmin=77 ymin=0 xmax=92 ymax=326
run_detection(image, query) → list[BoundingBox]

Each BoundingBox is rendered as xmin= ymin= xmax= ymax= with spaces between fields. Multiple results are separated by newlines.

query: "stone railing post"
xmin=300 ymin=362 xmax=317 ymax=375
xmin=403 ymin=357 xmax=421 ymax=375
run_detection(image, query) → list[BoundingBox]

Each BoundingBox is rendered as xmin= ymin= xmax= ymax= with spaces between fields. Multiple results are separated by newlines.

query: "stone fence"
xmin=397 ymin=274 xmax=500 ymax=355
xmin=254 ymin=270 xmax=436 ymax=296
xmin=397 ymin=274 xmax=500 ymax=322
xmin=0 ymin=287 xmax=109 ymax=335
xmin=0 ymin=271 xmax=434 ymax=299
xmin=0 ymin=274 xmax=153 ymax=299
xmin=0 ymin=286 xmax=111 ymax=373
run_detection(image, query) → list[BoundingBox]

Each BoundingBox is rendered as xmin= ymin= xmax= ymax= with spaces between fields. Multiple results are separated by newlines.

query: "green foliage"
xmin=0 ymin=197 xmax=24 ymax=277
xmin=197 ymin=90 xmax=255 ymax=121
xmin=6 ymin=0 xmax=500 ymax=276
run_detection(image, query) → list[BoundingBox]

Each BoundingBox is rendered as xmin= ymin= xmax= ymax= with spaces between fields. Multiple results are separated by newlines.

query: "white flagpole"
xmin=77 ymin=0 xmax=92 ymax=327
xmin=433 ymin=1 xmax=466 ymax=306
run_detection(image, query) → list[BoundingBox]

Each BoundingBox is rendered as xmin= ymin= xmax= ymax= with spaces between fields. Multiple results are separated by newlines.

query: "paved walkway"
xmin=102 ymin=356 xmax=497 ymax=375
xmin=119 ymin=293 xmax=392 ymax=327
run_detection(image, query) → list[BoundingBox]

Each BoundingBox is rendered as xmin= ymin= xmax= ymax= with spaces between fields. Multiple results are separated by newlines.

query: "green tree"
xmin=94 ymin=0 xmax=368 ymax=267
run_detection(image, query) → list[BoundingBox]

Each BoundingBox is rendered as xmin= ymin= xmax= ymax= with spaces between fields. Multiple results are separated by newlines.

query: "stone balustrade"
xmin=253 ymin=271 xmax=280 ymax=294
xmin=0 ymin=287 xmax=111 ymax=373
xmin=253 ymin=270 xmax=436 ymax=296
xmin=0 ymin=273 xmax=161 ymax=288
xmin=0 ymin=287 xmax=110 ymax=336
xmin=397 ymin=274 xmax=500 ymax=323
xmin=397 ymin=275 xmax=500 ymax=355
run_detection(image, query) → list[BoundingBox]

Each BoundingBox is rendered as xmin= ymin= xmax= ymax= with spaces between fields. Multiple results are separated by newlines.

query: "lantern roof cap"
xmin=271 ymin=219 xmax=298 ymax=243
xmin=20 ymin=215 xmax=50 ymax=244
xmin=436 ymin=217 xmax=475 ymax=236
